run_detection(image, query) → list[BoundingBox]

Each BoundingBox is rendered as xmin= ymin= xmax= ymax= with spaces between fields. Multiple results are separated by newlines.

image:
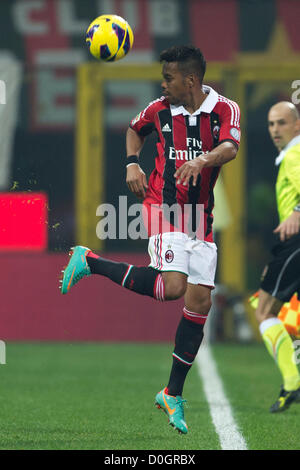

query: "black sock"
xmin=167 ymin=316 xmax=204 ymax=396
xmin=86 ymin=253 xmax=165 ymax=300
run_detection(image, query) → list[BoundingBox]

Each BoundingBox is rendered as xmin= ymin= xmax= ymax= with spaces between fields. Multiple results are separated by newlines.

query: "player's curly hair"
xmin=159 ymin=45 xmax=206 ymax=83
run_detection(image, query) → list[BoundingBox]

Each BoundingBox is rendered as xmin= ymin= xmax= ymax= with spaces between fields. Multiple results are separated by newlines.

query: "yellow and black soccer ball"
xmin=86 ymin=14 xmax=134 ymax=62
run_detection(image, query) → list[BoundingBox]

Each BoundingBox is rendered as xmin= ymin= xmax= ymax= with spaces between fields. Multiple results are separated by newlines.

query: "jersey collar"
xmin=275 ymin=134 xmax=300 ymax=166
xmin=170 ymin=85 xmax=219 ymax=116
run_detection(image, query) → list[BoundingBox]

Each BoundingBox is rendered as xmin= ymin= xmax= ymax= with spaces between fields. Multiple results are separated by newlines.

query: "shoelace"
xmin=174 ymin=398 xmax=188 ymax=417
xmin=176 ymin=397 xmax=187 ymax=406
xmin=73 ymin=267 xmax=90 ymax=284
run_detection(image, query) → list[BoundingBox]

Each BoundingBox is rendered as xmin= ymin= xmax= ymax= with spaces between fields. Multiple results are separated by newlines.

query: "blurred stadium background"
xmin=1 ymin=0 xmax=300 ymax=451
xmin=1 ymin=0 xmax=299 ymax=344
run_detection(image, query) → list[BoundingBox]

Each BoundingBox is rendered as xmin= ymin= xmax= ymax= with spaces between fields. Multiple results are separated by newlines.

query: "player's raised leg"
xmin=60 ymin=245 xmax=187 ymax=301
xmin=60 ymin=246 xmax=92 ymax=294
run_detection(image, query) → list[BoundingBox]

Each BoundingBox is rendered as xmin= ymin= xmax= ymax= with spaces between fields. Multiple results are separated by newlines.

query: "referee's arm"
xmin=274 ymin=153 xmax=300 ymax=241
xmin=273 ymin=207 xmax=300 ymax=242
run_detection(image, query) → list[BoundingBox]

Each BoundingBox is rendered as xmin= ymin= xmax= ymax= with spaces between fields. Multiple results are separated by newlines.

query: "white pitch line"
xmin=196 ymin=343 xmax=248 ymax=450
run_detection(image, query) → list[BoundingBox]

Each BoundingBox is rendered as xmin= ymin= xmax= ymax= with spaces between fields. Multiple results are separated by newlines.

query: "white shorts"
xmin=148 ymin=232 xmax=217 ymax=287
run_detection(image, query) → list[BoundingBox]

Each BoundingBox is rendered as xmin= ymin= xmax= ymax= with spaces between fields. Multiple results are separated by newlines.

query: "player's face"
xmin=161 ymin=62 xmax=190 ymax=106
xmin=268 ymin=107 xmax=300 ymax=151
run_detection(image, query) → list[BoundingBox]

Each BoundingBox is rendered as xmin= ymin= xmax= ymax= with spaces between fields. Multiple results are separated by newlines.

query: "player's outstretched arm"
xmin=126 ymin=127 xmax=148 ymax=199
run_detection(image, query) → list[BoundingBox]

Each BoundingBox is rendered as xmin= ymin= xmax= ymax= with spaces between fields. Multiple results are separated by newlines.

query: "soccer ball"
xmin=278 ymin=293 xmax=300 ymax=338
xmin=86 ymin=14 xmax=134 ymax=62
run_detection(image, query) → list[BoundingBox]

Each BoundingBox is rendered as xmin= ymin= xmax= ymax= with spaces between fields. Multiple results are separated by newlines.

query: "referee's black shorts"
xmin=260 ymin=233 xmax=300 ymax=302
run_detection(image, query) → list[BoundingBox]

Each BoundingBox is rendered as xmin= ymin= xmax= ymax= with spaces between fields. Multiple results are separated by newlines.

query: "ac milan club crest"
xmin=165 ymin=250 xmax=174 ymax=263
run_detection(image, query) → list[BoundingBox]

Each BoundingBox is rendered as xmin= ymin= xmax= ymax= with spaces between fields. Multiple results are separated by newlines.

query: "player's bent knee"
xmin=164 ymin=281 xmax=187 ymax=300
xmin=162 ymin=272 xmax=187 ymax=300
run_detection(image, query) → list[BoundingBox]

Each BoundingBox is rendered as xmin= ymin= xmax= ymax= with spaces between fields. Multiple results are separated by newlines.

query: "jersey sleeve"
xmin=285 ymin=147 xmax=300 ymax=194
xmin=129 ymin=100 xmax=158 ymax=137
xmin=218 ymin=100 xmax=241 ymax=148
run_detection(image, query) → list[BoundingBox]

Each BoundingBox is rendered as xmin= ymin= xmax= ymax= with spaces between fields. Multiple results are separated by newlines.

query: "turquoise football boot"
xmin=60 ymin=246 xmax=91 ymax=294
xmin=155 ymin=388 xmax=188 ymax=434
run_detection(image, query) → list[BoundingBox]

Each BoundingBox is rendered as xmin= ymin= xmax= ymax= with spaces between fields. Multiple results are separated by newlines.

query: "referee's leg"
xmin=255 ymin=288 xmax=283 ymax=323
xmin=255 ymin=289 xmax=300 ymax=411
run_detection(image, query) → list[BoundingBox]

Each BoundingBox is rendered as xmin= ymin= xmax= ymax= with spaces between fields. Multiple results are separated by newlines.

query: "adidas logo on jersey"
xmin=162 ymin=123 xmax=171 ymax=132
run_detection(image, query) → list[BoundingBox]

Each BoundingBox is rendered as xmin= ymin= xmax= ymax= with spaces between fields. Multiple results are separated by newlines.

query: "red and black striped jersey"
xmin=129 ymin=85 xmax=240 ymax=241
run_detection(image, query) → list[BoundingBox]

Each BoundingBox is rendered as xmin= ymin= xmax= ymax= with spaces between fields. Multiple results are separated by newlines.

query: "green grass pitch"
xmin=0 ymin=342 xmax=299 ymax=450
